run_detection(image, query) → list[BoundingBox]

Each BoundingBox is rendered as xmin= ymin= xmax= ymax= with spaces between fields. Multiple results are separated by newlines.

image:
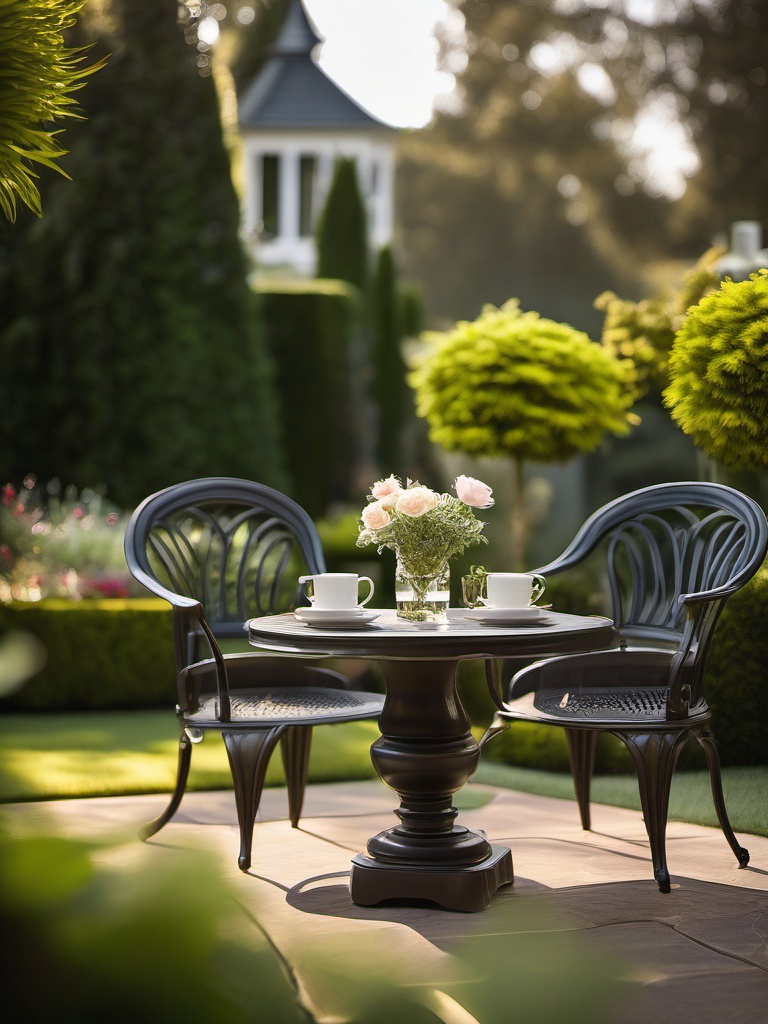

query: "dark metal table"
xmin=248 ymin=608 xmax=617 ymax=912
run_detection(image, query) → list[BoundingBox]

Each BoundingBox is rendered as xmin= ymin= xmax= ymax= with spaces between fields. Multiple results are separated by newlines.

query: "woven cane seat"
xmin=186 ymin=686 xmax=383 ymax=727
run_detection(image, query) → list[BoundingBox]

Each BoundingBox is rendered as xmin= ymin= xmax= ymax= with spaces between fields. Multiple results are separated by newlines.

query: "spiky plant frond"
xmin=0 ymin=0 xmax=103 ymax=221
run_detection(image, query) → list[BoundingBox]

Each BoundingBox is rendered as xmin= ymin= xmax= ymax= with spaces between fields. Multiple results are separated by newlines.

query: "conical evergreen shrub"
xmin=0 ymin=0 xmax=284 ymax=506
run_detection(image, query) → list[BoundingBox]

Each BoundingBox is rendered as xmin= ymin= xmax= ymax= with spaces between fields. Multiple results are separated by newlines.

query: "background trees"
xmin=398 ymin=0 xmax=768 ymax=329
xmin=0 ymin=0 xmax=283 ymax=507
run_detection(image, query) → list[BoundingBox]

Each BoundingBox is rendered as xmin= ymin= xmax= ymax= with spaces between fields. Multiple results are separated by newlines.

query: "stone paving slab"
xmin=5 ymin=780 xmax=768 ymax=1023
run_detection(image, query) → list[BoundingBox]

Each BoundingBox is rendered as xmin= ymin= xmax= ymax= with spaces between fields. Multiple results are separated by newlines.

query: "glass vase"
xmin=395 ymin=557 xmax=450 ymax=624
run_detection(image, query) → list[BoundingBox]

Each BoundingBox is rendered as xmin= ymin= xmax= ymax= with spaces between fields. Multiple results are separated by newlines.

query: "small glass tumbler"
xmin=461 ymin=572 xmax=487 ymax=609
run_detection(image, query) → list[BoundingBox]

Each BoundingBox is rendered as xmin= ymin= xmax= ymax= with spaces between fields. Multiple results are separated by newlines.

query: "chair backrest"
xmin=125 ymin=478 xmax=326 ymax=640
xmin=537 ymin=482 xmax=768 ymax=650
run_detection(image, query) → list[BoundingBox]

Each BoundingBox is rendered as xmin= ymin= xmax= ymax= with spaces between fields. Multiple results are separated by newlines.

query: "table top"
xmin=247 ymin=608 xmax=617 ymax=660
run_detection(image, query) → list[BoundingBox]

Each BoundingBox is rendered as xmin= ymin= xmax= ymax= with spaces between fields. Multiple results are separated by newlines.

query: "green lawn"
xmin=0 ymin=711 xmax=378 ymax=802
xmin=1 ymin=711 xmax=766 ymax=838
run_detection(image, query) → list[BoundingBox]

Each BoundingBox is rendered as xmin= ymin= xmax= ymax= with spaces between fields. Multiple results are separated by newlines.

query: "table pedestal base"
xmin=349 ymin=845 xmax=513 ymax=913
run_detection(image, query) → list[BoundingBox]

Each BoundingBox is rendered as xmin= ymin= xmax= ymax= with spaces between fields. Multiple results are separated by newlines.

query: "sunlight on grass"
xmin=2 ymin=712 xmax=766 ymax=839
xmin=473 ymin=761 xmax=768 ymax=837
xmin=0 ymin=712 xmax=378 ymax=802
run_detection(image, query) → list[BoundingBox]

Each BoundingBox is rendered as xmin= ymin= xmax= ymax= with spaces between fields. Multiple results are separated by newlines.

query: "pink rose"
xmin=371 ymin=475 xmax=402 ymax=500
xmin=396 ymin=486 xmax=439 ymax=517
xmin=362 ymin=501 xmax=391 ymax=530
xmin=455 ymin=475 xmax=494 ymax=508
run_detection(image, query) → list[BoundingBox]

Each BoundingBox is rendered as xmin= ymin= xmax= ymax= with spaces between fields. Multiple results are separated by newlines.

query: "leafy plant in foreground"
xmin=0 ymin=0 xmax=102 ymax=220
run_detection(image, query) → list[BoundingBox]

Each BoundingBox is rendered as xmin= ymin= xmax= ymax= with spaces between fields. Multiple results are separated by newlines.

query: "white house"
xmin=238 ymin=0 xmax=398 ymax=275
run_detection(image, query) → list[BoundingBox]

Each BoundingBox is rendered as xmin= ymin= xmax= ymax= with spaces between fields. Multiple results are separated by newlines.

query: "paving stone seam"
xmin=585 ymin=919 xmax=768 ymax=973
xmin=234 ymin=899 xmax=317 ymax=1021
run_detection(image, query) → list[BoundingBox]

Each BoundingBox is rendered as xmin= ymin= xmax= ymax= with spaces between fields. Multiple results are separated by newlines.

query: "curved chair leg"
xmin=223 ymin=727 xmax=284 ymax=872
xmin=281 ymin=725 xmax=313 ymax=828
xmin=694 ymin=727 xmax=749 ymax=868
xmin=617 ymin=729 xmax=690 ymax=893
xmin=139 ymin=727 xmax=194 ymax=841
xmin=479 ymin=714 xmax=510 ymax=749
xmin=565 ymin=728 xmax=598 ymax=831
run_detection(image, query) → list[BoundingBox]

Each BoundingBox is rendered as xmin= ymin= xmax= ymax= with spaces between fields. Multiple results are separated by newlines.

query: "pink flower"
xmin=455 ymin=475 xmax=494 ymax=508
xmin=371 ymin=475 xmax=402 ymax=500
xmin=396 ymin=486 xmax=439 ymax=517
xmin=362 ymin=501 xmax=391 ymax=530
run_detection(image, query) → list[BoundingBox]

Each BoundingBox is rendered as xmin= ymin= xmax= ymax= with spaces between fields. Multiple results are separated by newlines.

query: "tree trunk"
xmin=511 ymin=456 xmax=527 ymax=570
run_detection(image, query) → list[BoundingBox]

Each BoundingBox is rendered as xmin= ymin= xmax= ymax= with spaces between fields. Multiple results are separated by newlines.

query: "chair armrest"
xmin=679 ymin=583 xmax=741 ymax=606
xmin=127 ymin=563 xmax=204 ymax=612
xmin=531 ymin=553 xmax=583 ymax=577
xmin=170 ymin=603 xmax=232 ymax=723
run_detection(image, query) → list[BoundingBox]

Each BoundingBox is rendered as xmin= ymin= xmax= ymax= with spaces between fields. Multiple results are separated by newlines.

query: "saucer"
xmin=294 ymin=608 xmax=379 ymax=628
xmin=465 ymin=606 xmax=553 ymax=625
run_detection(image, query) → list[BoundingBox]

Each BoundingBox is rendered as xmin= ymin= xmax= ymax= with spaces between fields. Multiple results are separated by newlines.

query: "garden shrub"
xmin=315 ymin=157 xmax=369 ymax=290
xmin=259 ymin=281 xmax=365 ymax=519
xmin=704 ymin=561 xmax=768 ymax=765
xmin=0 ymin=0 xmax=284 ymax=507
xmin=0 ymin=599 xmax=175 ymax=711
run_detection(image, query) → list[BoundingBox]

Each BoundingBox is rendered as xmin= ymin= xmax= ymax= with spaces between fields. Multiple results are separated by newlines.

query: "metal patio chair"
xmin=482 ymin=482 xmax=768 ymax=892
xmin=124 ymin=477 xmax=384 ymax=871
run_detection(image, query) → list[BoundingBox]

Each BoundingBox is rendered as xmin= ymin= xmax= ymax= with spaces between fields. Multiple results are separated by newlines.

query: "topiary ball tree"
xmin=410 ymin=300 xmax=637 ymax=566
xmin=664 ymin=270 xmax=768 ymax=471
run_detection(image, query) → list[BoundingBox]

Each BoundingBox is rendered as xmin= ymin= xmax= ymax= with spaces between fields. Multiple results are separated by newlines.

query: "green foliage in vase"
xmin=356 ymin=476 xmax=490 ymax=579
xmin=411 ymin=300 xmax=636 ymax=464
xmin=0 ymin=0 xmax=103 ymax=222
xmin=663 ymin=270 xmax=768 ymax=471
xmin=595 ymin=246 xmax=724 ymax=399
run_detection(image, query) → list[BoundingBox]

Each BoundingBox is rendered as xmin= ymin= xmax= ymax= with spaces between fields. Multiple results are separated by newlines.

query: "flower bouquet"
xmin=356 ymin=475 xmax=494 ymax=622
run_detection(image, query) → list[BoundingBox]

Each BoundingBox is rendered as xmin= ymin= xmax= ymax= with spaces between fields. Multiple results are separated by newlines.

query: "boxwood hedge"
xmin=0 ymin=599 xmax=175 ymax=711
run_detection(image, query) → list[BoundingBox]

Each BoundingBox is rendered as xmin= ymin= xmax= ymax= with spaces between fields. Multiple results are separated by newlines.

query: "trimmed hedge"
xmin=704 ymin=562 xmax=768 ymax=765
xmin=0 ymin=599 xmax=175 ymax=712
xmin=259 ymin=280 xmax=365 ymax=519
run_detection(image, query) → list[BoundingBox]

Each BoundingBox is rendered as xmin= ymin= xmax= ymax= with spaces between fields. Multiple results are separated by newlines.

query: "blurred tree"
xmin=0 ymin=0 xmax=102 ymax=221
xmin=315 ymin=157 xmax=369 ymax=290
xmin=595 ymin=245 xmax=724 ymax=400
xmin=397 ymin=0 xmax=672 ymax=328
xmin=639 ymin=0 xmax=768 ymax=249
xmin=0 ymin=0 xmax=284 ymax=507
xmin=371 ymin=245 xmax=412 ymax=472
xmin=398 ymin=0 xmax=768 ymax=326
xmin=410 ymin=300 xmax=636 ymax=566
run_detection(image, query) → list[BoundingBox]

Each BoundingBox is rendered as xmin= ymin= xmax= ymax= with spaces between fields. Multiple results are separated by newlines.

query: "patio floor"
xmin=7 ymin=780 xmax=768 ymax=1022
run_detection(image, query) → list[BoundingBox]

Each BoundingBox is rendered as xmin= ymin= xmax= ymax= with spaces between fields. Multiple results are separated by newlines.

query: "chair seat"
xmin=183 ymin=687 xmax=384 ymax=728
xmin=501 ymin=647 xmax=710 ymax=729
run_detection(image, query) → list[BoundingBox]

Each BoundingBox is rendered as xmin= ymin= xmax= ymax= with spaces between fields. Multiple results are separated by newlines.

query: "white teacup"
xmin=298 ymin=572 xmax=374 ymax=610
xmin=482 ymin=572 xmax=546 ymax=609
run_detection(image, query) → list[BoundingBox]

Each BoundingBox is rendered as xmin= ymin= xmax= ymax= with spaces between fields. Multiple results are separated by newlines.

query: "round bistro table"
xmin=248 ymin=608 xmax=617 ymax=912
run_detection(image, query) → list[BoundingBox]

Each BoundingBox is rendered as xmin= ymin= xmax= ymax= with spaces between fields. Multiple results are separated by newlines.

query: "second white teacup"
xmin=298 ymin=572 xmax=374 ymax=610
xmin=483 ymin=572 xmax=546 ymax=609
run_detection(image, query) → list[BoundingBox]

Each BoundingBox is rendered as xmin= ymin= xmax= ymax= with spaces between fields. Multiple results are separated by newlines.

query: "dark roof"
xmin=238 ymin=0 xmax=396 ymax=133
xmin=272 ymin=0 xmax=322 ymax=54
xmin=239 ymin=56 xmax=395 ymax=131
